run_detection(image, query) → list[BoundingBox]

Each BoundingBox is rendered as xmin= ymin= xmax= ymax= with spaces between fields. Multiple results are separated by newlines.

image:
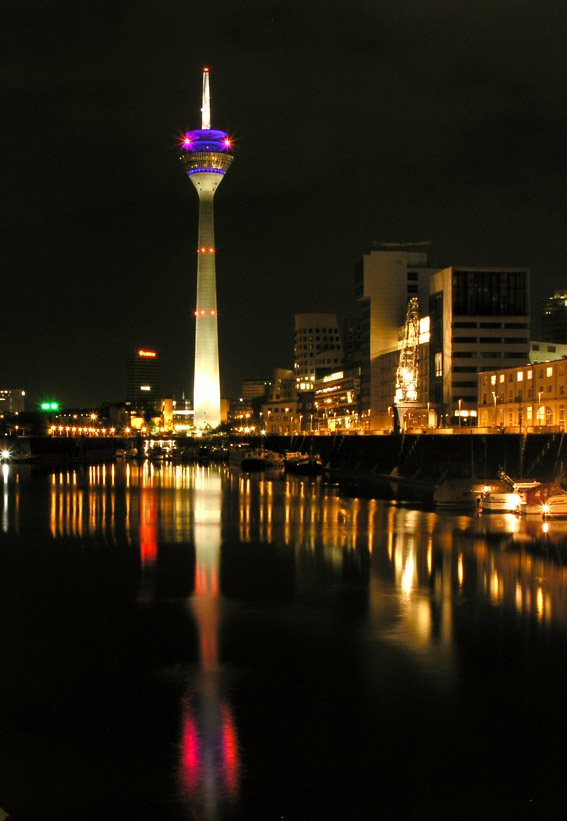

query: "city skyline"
xmin=4 ymin=2 xmax=567 ymax=408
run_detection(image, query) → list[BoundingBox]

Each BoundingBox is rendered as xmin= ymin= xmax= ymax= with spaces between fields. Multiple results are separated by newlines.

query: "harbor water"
xmin=1 ymin=460 xmax=567 ymax=819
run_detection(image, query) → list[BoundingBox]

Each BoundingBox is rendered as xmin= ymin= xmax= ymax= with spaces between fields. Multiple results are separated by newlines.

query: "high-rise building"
xmin=294 ymin=313 xmax=343 ymax=389
xmin=180 ymin=67 xmax=233 ymax=429
xmin=429 ymin=266 xmax=530 ymax=417
xmin=355 ymin=242 xmax=441 ymax=413
xmin=126 ymin=349 xmax=163 ymax=411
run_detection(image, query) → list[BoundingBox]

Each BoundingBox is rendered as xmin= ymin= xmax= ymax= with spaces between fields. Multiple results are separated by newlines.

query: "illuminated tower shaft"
xmin=180 ymin=68 xmax=233 ymax=429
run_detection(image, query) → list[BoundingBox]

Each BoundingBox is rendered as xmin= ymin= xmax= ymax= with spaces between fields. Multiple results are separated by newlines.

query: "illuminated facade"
xmin=356 ymin=243 xmax=440 ymax=419
xmin=478 ymin=359 xmax=567 ymax=431
xmin=313 ymin=367 xmax=361 ymax=432
xmin=180 ymin=68 xmax=233 ymax=429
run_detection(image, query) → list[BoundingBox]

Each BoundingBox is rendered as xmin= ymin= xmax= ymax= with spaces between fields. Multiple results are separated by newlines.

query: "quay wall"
xmin=265 ymin=432 xmax=567 ymax=483
xmin=25 ymin=435 xmax=120 ymax=463
xmin=11 ymin=432 xmax=567 ymax=484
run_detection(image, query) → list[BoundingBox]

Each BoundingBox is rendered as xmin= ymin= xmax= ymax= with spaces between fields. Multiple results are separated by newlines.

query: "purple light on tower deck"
xmin=182 ymin=129 xmax=232 ymax=154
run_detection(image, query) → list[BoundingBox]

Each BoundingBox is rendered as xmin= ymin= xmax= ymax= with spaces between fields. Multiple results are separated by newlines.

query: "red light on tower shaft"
xmin=138 ymin=349 xmax=157 ymax=358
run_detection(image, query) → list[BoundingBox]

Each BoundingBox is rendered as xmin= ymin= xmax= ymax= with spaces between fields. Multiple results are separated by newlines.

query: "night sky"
xmin=4 ymin=0 xmax=567 ymax=409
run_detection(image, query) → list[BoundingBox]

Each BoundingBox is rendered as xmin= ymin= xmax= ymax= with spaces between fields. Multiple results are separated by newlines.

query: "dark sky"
xmin=4 ymin=0 xmax=567 ymax=409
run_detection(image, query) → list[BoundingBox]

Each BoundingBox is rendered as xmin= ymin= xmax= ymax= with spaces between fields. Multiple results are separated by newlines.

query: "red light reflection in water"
xmin=179 ymin=697 xmax=240 ymax=802
xmin=139 ymin=488 xmax=157 ymax=566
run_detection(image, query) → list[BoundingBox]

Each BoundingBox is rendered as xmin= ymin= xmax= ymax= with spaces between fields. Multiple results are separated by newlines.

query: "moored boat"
xmin=228 ymin=443 xmax=255 ymax=466
xmin=263 ymin=450 xmax=284 ymax=469
xmin=240 ymin=450 xmax=267 ymax=470
xmin=292 ymin=453 xmax=324 ymax=475
xmin=229 ymin=443 xmax=268 ymax=470
xmin=522 ymin=483 xmax=567 ymax=517
xmin=283 ymin=451 xmax=307 ymax=471
xmin=480 ymin=479 xmax=540 ymax=513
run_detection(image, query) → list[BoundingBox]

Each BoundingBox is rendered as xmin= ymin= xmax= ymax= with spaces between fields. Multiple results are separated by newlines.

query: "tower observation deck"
xmin=180 ymin=67 xmax=233 ymax=429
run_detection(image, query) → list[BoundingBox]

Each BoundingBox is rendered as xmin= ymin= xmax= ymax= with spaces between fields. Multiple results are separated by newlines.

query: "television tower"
xmin=180 ymin=68 xmax=233 ymax=429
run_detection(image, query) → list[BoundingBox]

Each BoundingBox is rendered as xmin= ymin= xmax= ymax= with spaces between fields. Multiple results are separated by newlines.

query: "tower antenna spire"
xmin=201 ymin=67 xmax=211 ymax=130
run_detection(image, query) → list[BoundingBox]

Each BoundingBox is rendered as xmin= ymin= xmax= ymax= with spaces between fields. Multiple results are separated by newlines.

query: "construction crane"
xmin=394 ymin=298 xmax=420 ymax=428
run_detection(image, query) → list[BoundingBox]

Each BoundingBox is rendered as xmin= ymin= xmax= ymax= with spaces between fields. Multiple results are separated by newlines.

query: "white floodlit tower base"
xmin=191 ymin=177 xmax=222 ymax=428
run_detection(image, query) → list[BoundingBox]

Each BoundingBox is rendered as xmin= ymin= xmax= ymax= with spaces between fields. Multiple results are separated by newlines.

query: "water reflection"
xmin=4 ymin=461 xmax=567 ymax=816
xmin=3 ymin=460 xmax=567 ymax=635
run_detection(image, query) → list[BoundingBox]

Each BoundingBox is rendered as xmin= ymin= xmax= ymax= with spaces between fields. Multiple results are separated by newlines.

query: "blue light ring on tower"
xmin=180 ymin=152 xmax=233 ymax=176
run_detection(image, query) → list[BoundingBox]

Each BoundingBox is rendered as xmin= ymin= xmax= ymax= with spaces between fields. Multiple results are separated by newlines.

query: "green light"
xmin=41 ymin=402 xmax=59 ymax=411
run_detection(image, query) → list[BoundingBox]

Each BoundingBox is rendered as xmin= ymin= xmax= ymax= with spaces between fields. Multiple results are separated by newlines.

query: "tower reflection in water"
xmin=177 ymin=466 xmax=240 ymax=814
xmin=46 ymin=461 xmax=241 ymax=815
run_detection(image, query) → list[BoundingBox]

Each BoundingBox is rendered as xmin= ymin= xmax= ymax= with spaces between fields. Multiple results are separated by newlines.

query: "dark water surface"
xmin=1 ymin=460 xmax=567 ymax=819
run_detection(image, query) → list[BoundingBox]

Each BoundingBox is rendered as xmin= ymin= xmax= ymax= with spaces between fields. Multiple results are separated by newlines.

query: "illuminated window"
xmin=517 ymin=372 xmax=523 ymax=382
xmin=435 ymin=352 xmax=442 ymax=377
xmin=490 ymin=375 xmax=496 ymax=385
xmin=527 ymin=370 xmax=533 ymax=379
xmin=499 ymin=375 xmax=505 ymax=383
xmin=547 ymin=366 xmax=553 ymax=377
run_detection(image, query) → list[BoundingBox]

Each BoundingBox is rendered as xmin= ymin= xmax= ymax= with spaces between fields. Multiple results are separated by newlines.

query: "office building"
xmin=126 ymin=349 xmax=163 ymax=411
xmin=429 ymin=266 xmax=530 ymax=422
xmin=180 ymin=67 xmax=233 ymax=429
xmin=313 ymin=367 xmax=361 ymax=433
xmin=294 ymin=313 xmax=343 ymax=389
